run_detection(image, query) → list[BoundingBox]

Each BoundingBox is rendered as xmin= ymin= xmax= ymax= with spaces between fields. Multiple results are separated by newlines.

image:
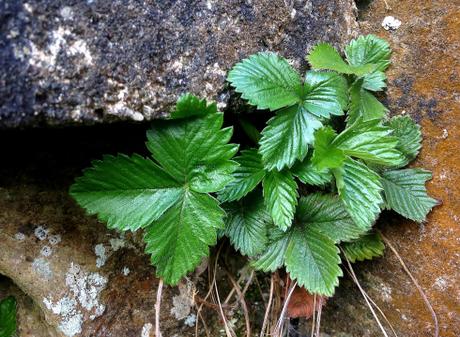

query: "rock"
xmin=0 ymin=0 xmax=358 ymax=128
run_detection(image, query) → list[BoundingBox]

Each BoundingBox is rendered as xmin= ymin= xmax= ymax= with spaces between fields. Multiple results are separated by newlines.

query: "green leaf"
xmin=345 ymin=34 xmax=391 ymax=72
xmin=385 ymin=116 xmax=422 ymax=165
xmin=144 ymin=190 xmax=224 ymax=284
xmin=296 ymin=193 xmax=366 ymax=243
xmin=190 ymin=160 xmax=239 ymax=194
xmin=307 ymin=43 xmax=374 ymax=76
xmin=146 ymin=113 xmax=238 ymax=184
xmin=0 ymin=296 xmax=16 ymax=337
xmin=342 ymin=232 xmax=385 ymax=263
xmin=251 ymin=227 xmax=291 ymax=272
xmin=381 ymin=169 xmax=437 ymax=222
xmin=303 ymin=71 xmax=348 ymax=117
xmin=263 ymin=170 xmax=298 ymax=231
xmin=227 ymin=52 xmax=303 ymax=110
xmin=285 ymin=227 xmax=342 ymax=296
xmin=362 ymin=71 xmax=387 ymax=92
xmin=223 ymin=192 xmax=271 ymax=257
xmin=259 ymin=104 xmax=322 ymax=171
xmin=334 ymin=158 xmax=383 ymax=229
xmin=218 ymin=149 xmax=265 ymax=202
xmin=70 ymin=154 xmax=183 ymax=231
xmin=333 ymin=119 xmax=405 ymax=166
xmin=348 ymin=79 xmax=388 ymax=124
xmin=311 ymin=127 xmax=346 ymax=170
xmin=291 ymin=155 xmax=333 ymax=186
xmin=171 ymin=93 xmax=217 ymax=119
xmin=252 ymin=226 xmax=342 ymax=296
xmin=72 ymin=111 xmax=238 ymax=285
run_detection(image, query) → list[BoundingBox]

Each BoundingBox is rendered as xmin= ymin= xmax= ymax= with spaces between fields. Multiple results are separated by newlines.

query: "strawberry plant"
xmin=70 ymin=35 xmax=436 ymax=299
xmin=0 ymin=296 xmax=16 ymax=337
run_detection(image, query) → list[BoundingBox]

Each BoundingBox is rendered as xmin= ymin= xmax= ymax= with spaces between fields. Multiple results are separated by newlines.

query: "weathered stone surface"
xmin=316 ymin=1 xmax=460 ymax=336
xmin=0 ymin=0 xmax=358 ymax=128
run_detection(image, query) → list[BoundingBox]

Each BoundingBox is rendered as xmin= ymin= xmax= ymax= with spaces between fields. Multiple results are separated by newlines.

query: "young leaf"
xmin=227 ymin=52 xmax=303 ymax=110
xmin=0 ymin=296 xmax=16 ymax=337
xmin=223 ymin=192 xmax=271 ymax=257
xmin=218 ymin=149 xmax=265 ymax=202
xmin=144 ymin=190 xmax=224 ymax=285
xmin=334 ymin=158 xmax=383 ymax=229
xmin=259 ymin=104 xmax=321 ymax=171
xmin=385 ymin=116 xmax=422 ymax=165
xmin=239 ymin=118 xmax=261 ymax=143
xmin=291 ymin=155 xmax=332 ymax=187
xmin=342 ymin=232 xmax=385 ymax=263
xmin=345 ymin=34 xmax=391 ymax=72
xmin=171 ymin=93 xmax=217 ymax=119
xmin=263 ymin=170 xmax=298 ymax=231
xmin=348 ymin=79 xmax=387 ymax=124
xmin=296 ymin=193 xmax=366 ymax=243
xmin=333 ymin=119 xmax=405 ymax=166
xmin=285 ymin=227 xmax=342 ymax=296
xmin=70 ymin=154 xmax=183 ymax=231
xmin=303 ymin=71 xmax=348 ymax=117
xmin=311 ymin=127 xmax=346 ymax=170
xmin=72 ymin=111 xmax=238 ymax=285
xmin=306 ymin=43 xmax=374 ymax=76
xmin=381 ymin=169 xmax=437 ymax=222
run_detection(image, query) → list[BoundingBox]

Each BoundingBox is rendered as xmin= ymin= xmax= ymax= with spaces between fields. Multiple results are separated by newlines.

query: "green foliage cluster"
xmin=0 ymin=296 xmax=16 ymax=337
xmin=70 ymin=35 xmax=436 ymax=296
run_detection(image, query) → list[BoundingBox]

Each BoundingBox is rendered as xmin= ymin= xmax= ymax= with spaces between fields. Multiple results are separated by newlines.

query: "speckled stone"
xmin=0 ymin=0 xmax=358 ymax=128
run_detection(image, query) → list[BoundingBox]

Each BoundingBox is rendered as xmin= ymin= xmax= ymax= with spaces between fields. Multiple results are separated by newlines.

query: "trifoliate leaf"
xmin=263 ymin=170 xmax=298 ymax=231
xmin=0 ymin=296 xmax=16 ymax=337
xmin=291 ymin=155 xmax=333 ymax=187
xmin=342 ymin=232 xmax=385 ymax=263
xmin=218 ymin=149 xmax=265 ymax=202
xmin=285 ymin=227 xmax=342 ymax=296
xmin=296 ymin=193 xmax=366 ymax=243
xmin=348 ymin=79 xmax=388 ymax=124
xmin=259 ymin=104 xmax=322 ymax=171
xmin=223 ymin=192 xmax=271 ymax=257
xmin=72 ymin=110 xmax=238 ymax=285
xmin=146 ymin=113 xmax=238 ymax=184
xmin=362 ymin=71 xmax=387 ymax=92
xmin=70 ymin=154 xmax=183 ymax=231
xmin=311 ymin=127 xmax=346 ymax=170
xmin=381 ymin=169 xmax=437 ymax=222
xmin=333 ymin=119 xmax=405 ymax=166
xmin=385 ymin=116 xmax=422 ymax=165
xmin=251 ymin=227 xmax=291 ymax=272
xmin=306 ymin=43 xmax=374 ymax=76
xmin=345 ymin=35 xmax=391 ymax=72
xmin=227 ymin=52 xmax=303 ymax=110
xmin=171 ymin=93 xmax=217 ymax=119
xmin=303 ymin=71 xmax=348 ymax=117
xmin=334 ymin=158 xmax=383 ymax=229
xmin=144 ymin=190 xmax=224 ymax=284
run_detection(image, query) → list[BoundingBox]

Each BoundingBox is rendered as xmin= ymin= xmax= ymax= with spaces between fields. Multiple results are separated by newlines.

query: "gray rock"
xmin=0 ymin=0 xmax=358 ymax=128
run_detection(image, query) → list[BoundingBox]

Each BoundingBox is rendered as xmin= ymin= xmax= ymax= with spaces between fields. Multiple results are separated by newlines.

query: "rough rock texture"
xmin=316 ymin=1 xmax=460 ymax=336
xmin=0 ymin=0 xmax=358 ymax=128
